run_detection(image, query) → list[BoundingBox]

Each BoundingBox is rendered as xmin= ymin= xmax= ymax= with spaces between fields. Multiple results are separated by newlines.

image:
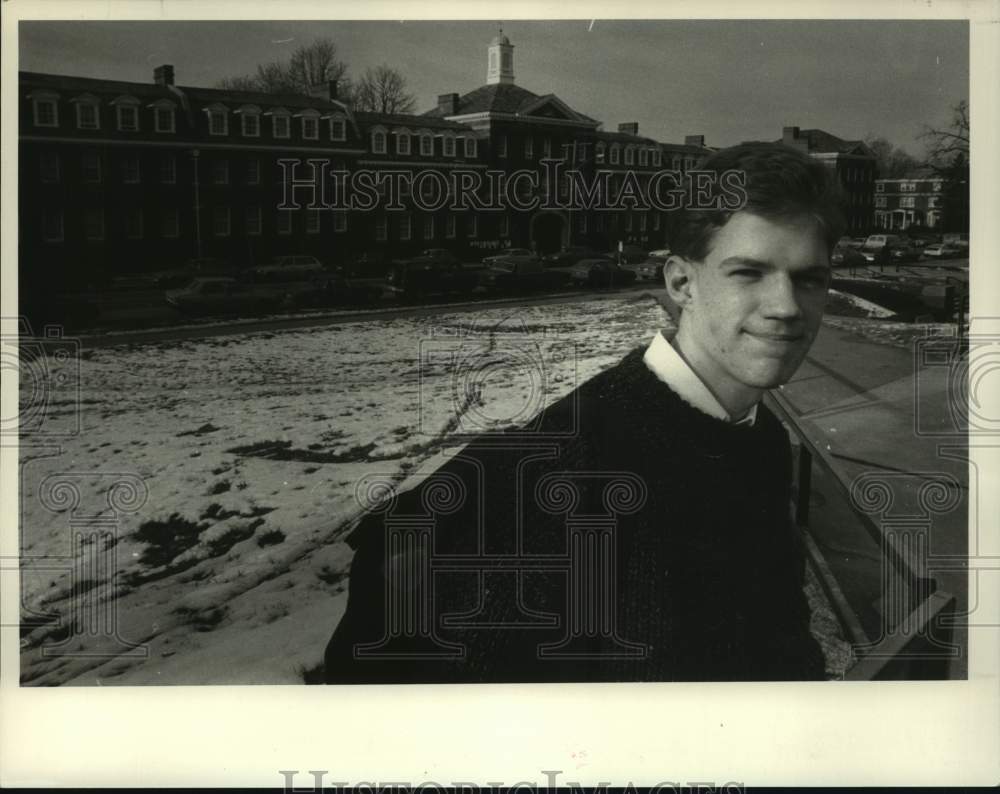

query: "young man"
xmin=324 ymin=142 xmax=843 ymax=683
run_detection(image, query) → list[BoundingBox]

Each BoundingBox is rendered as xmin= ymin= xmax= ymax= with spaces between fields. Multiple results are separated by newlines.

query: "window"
xmin=467 ymin=215 xmax=477 ymax=238
xmin=900 ymin=197 xmax=915 ymax=208
xmin=334 ymin=212 xmax=347 ymax=233
xmin=375 ymin=215 xmax=387 ymax=241
xmin=625 ymin=147 xmax=635 ymax=166
xmin=400 ymin=214 xmax=412 ymax=241
xmin=610 ymin=145 xmax=620 ymax=165
xmin=75 ymin=100 xmax=100 ymax=130
xmin=301 ymin=115 xmax=319 ymax=140
xmin=330 ymin=117 xmax=346 ymax=142
xmin=82 ymin=152 xmax=102 ymax=183
xmin=423 ymin=215 xmax=435 ymax=240
xmin=876 ymin=183 xmax=885 ymax=193
xmin=246 ymin=159 xmax=260 ymax=185
xmin=42 ymin=209 xmax=64 ymax=242
xmin=306 ymin=209 xmax=320 ymax=234
xmin=31 ymin=95 xmax=59 ymax=127
xmin=524 ymin=137 xmax=534 ymax=159
xmin=420 ymin=133 xmax=433 ymax=156
xmin=652 ymin=149 xmax=662 ymax=167
xmin=207 ymin=106 xmax=228 ymax=136
xmin=672 ymin=156 xmax=681 ymax=170
xmin=273 ymin=113 xmax=291 ymax=139
xmin=875 ymin=196 xmax=887 ymax=208
xmin=497 ymin=135 xmax=508 ymax=158
xmin=84 ymin=208 xmax=104 ymax=240
xmin=126 ymin=208 xmax=143 ymax=239
xmin=277 ymin=210 xmax=292 ymax=235
xmin=544 ymin=138 xmax=552 ymax=158
xmin=596 ymin=142 xmax=606 ymax=164
xmin=654 ymin=213 xmax=661 ymax=230
xmin=40 ymin=152 xmax=60 ymax=183
xmin=122 ymin=156 xmax=140 ymax=184
xmin=625 ymin=214 xmax=634 ymax=232
xmin=116 ymin=103 xmax=139 ymax=132
xmin=639 ymin=148 xmax=649 ymax=167
xmin=396 ymin=130 xmax=411 ymax=155
xmin=212 ymin=160 xmax=229 ymax=185
xmin=212 ymin=206 xmax=230 ymax=237
xmin=161 ymin=208 xmax=179 ymax=238
xmin=372 ymin=129 xmax=387 ymax=154
xmin=499 ymin=215 xmax=509 ymax=237
xmin=154 ymin=105 xmax=175 ymax=133
xmin=446 ymin=214 xmax=456 ymax=238
xmin=241 ymin=112 xmax=260 ymax=137
xmin=160 ymin=155 xmax=176 ymax=184
xmin=443 ymin=135 xmax=455 ymax=157
xmin=462 ymin=137 xmax=476 ymax=158
xmin=640 ymin=214 xmax=648 ymax=232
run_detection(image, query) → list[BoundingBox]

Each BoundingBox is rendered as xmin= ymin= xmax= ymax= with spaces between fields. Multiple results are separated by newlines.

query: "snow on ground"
xmin=19 ymin=292 xmax=854 ymax=685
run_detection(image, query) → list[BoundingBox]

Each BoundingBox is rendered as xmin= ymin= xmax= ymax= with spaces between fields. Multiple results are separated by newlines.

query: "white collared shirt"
xmin=642 ymin=331 xmax=758 ymax=426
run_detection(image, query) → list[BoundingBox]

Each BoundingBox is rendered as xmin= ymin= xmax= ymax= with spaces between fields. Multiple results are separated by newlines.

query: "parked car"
xmin=942 ymin=233 xmax=969 ymax=250
xmin=922 ymin=242 xmax=964 ymax=259
xmin=831 ymin=243 xmax=867 ymax=269
xmin=569 ymin=259 xmax=638 ymax=288
xmin=165 ymin=278 xmax=279 ymax=315
xmin=622 ymin=257 xmax=664 ymax=281
xmin=480 ymin=259 xmax=568 ymax=293
xmin=648 ymin=248 xmax=672 ymax=261
xmin=385 ymin=260 xmax=479 ymax=298
xmin=482 ymin=248 xmax=535 ymax=267
xmin=607 ymin=244 xmax=649 ymax=265
xmin=889 ymin=244 xmax=923 ymax=264
xmin=151 ymin=257 xmax=235 ymax=289
xmin=543 ymin=246 xmax=609 ymax=267
xmin=860 ymin=234 xmax=907 ymax=262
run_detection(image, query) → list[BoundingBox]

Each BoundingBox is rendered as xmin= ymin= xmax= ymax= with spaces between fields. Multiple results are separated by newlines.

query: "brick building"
xmin=19 ymin=34 xmax=714 ymax=288
xmin=873 ymin=171 xmax=946 ymax=230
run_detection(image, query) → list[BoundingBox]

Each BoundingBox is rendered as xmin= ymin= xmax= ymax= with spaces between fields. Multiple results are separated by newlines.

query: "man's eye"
xmin=731 ymin=269 xmax=760 ymax=278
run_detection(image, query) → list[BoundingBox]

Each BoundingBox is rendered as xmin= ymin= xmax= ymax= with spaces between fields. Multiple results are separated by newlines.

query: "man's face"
xmin=669 ymin=211 xmax=831 ymax=413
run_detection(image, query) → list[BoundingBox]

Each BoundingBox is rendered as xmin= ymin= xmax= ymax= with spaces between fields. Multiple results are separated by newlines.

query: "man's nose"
xmin=762 ymin=273 xmax=803 ymax=320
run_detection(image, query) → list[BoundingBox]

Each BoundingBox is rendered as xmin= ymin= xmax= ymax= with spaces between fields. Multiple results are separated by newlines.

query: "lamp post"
xmin=191 ymin=149 xmax=203 ymax=259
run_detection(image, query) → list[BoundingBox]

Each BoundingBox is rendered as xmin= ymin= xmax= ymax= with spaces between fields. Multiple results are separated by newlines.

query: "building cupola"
xmin=487 ymin=27 xmax=515 ymax=85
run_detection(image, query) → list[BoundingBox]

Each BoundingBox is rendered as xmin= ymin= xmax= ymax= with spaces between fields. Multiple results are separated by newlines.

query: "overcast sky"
xmin=19 ymin=19 xmax=968 ymax=153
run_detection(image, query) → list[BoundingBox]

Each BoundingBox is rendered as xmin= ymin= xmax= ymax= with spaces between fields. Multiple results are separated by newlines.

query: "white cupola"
xmin=487 ymin=29 xmax=515 ymax=85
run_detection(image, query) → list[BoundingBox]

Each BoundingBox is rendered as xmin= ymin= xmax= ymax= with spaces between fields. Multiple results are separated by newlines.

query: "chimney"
xmin=782 ymin=126 xmax=800 ymax=145
xmin=618 ymin=122 xmax=639 ymax=136
xmin=437 ymin=93 xmax=459 ymax=115
xmin=154 ymin=64 xmax=175 ymax=87
xmin=309 ymin=80 xmax=339 ymax=101
xmin=684 ymin=135 xmax=705 ymax=147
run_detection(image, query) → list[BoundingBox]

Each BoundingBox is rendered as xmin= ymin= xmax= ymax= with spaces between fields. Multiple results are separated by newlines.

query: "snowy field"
xmin=18 ymin=292 xmax=851 ymax=685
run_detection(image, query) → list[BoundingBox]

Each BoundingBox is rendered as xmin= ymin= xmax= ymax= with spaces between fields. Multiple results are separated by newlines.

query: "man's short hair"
xmin=668 ymin=142 xmax=847 ymax=263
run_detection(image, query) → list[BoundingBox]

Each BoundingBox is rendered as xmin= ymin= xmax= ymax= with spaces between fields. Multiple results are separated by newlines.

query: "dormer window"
xmin=442 ymin=134 xmax=456 ymax=158
xmin=652 ymin=148 xmax=662 ymax=167
xmin=238 ymin=105 xmax=261 ymax=137
xmin=371 ymin=127 xmax=387 ymax=154
xmin=396 ymin=128 xmax=411 ymax=155
xmin=610 ymin=144 xmax=621 ymax=165
xmin=329 ymin=115 xmax=346 ymax=142
xmin=298 ymin=109 xmax=320 ymax=140
xmin=29 ymin=91 xmax=60 ymax=128
xmin=151 ymin=100 xmax=176 ymax=133
xmin=639 ymin=148 xmax=649 ymax=167
xmin=464 ymin=137 xmax=477 ymax=158
xmin=596 ymin=142 xmax=606 ymax=164
xmin=206 ymin=104 xmax=229 ymax=136
xmin=624 ymin=146 xmax=635 ymax=166
xmin=111 ymin=96 xmax=140 ymax=132
xmin=72 ymin=94 xmax=101 ymax=130
xmin=270 ymin=109 xmax=291 ymax=139
xmin=420 ymin=131 xmax=433 ymax=156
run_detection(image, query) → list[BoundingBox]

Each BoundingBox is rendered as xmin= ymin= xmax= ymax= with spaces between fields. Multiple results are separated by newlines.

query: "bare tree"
xmin=863 ymin=135 xmax=922 ymax=179
xmin=920 ymin=100 xmax=969 ymax=167
xmin=216 ymin=38 xmax=352 ymax=99
xmin=352 ymin=65 xmax=416 ymax=114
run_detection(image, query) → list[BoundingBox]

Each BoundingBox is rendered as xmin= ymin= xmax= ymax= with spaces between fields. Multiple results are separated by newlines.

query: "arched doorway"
xmin=530 ymin=211 xmax=566 ymax=254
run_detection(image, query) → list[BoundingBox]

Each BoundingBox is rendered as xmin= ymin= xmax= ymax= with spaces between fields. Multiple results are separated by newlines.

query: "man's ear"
xmin=663 ymin=255 xmax=696 ymax=310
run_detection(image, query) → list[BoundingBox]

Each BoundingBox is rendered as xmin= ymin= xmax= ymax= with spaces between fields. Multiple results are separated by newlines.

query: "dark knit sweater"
xmin=324 ymin=345 xmax=826 ymax=683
